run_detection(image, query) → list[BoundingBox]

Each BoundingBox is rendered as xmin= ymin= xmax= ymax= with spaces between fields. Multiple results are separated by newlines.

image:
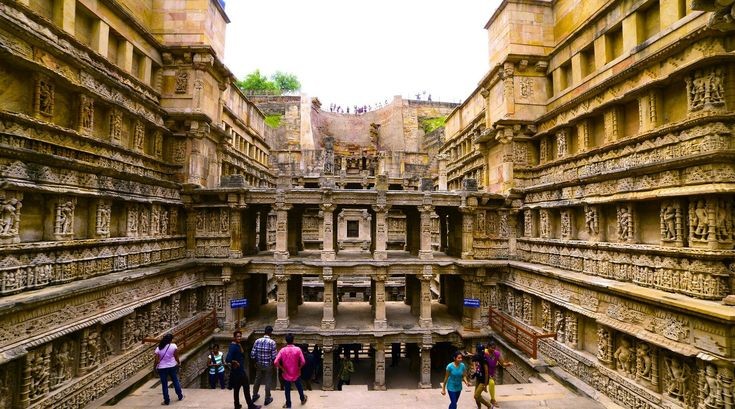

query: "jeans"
xmin=210 ymin=371 xmax=225 ymax=389
xmin=447 ymin=390 xmax=461 ymax=409
xmin=231 ymin=369 xmax=255 ymax=408
xmin=252 ymin=363 xmax=273 ymax=399
xmin=158 ymin=367 xmax=183 ymax=404
xmin=283 ymin=379 xmax=305 ymax=408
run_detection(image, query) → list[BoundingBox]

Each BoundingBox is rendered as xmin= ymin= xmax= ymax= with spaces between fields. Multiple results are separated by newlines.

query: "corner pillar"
xmin=228 ymin=196 xmax=245 ymax=258
xmin=274 ymin=203 xmax=291 ymax=260
xmin=460 ymin=205 xmax=475 ymax=259
xmin=419 ymin=339 xmax=433 ymax=388
xmin=322 ymin=342 xmax=335 ymax=390
xmin=419 ymin=201 xmax=434 ymax=260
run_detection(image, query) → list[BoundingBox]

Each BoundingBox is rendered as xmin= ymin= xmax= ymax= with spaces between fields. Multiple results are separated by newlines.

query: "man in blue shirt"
xmin=251 ymin=326 xmax=277 ymax=405
xmin=226 ymin=330 xmax=261 ymax=409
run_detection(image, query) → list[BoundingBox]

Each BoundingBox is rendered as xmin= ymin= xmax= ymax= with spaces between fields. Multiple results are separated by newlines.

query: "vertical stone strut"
xmin=274 ymin=201 xmax=291 ymax=260
xmin=275 ymin=270 xmax=289 ymax=329
xmin=372 ymin=204 xmax=390 ymax=260
xmin=321 ymin=267 xmax=336 ymax=330
xmin=419 ymin=201 xmax=434 ymax=260
xmin=374 ymin=270 xmax=387 ymax=329
xmin=321 ymin=202 xmax=336 ymax=261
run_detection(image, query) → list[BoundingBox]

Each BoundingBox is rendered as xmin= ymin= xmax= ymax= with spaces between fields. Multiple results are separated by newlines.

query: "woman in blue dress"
xmin=441 ymin=351 xmax=470 ymax=409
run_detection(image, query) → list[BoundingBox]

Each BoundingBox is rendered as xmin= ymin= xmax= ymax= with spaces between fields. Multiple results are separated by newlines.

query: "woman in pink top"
xmin=273 ymin=333 xmax=308 ymax=408
xmin=154 ymin=333 xmax=183 ymax=405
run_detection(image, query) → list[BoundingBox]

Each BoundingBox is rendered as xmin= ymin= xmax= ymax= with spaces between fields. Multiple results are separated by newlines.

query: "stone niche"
xmin=337 ymin=208 xmax=371 ymax=253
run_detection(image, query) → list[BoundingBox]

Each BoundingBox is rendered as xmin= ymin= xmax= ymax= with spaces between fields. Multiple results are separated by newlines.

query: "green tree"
xmin=271 ymin=71 xmax=301 ymax=93
xmin=237 ymin=69 xmax=279 ymax=92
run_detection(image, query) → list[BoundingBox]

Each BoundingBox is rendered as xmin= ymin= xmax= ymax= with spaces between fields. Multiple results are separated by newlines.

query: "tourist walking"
xmin=336 ymin=356 xmax=354 ymax=390
xmin=471 ymin=344 xmax=493 ymax=409
xmin=251 ymin=326 xmax=277 ymax=406
xmin=485 ymin=341 xmax=511 ymax=407
xmin=273 ymin=333 xmax=308 ymax=408
xmin=300 ymin=345 xmax=316 ymax=391
xmin=208 ymin=344 xmax=226 ymax=389
xmin=226 ymin=330 xmax=261 ymax=409
xmin=441 ymin=351 xmax=470 ymax=409
xmin=154 ymin=333 xmax=184 ymax=405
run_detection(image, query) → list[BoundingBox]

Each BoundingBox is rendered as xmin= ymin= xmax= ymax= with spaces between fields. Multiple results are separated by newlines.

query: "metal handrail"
xmin=487 ymin=307 xmax=556 ymax=359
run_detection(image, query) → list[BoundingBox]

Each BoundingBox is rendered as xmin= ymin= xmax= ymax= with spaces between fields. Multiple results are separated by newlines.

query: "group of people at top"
xmin=327 ymin=100 xmax=389 ymax=115
xmin=442 ymin=341 xmax=511 ymax=409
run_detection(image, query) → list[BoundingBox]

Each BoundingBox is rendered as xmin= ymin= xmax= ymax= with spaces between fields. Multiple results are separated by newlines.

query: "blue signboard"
xmin=230 ymin=298 xmax=249 ymax=308
xmin=463 ymin=298 xmax=481 ymax=308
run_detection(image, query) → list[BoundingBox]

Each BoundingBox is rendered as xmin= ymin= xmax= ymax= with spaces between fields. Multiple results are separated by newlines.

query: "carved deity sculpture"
xmin=522 ymin=294 xmax=532 ymax=323
xmin=702 ymin=364 xmax=724 ymax=408
xmin=96 ymin=202 xmax=111 ymax=236
xmin=691 ymin=199 xmax=710 ymax=241
xmin=139 ymin=206 xmax=149 ymax=236
xmin=220 ymin=209 xmax=229 ymax=232
xmin=133 ymin=121 xmax=145 ymax=151
xmin=541 ymin=301 xmax=552 ymax=332
xmin=614 ymin=338 xmax=634 ymax=376
xmin=617 ymin=204 xmax=633 ymax=242
xmin=665 ymin=357 xmax=691 ymax=402
xmin=560 ymin=209 xmax=572 ymax=239
xmin=35 ymin=77 xmax=54 ymax=116
xmin=109 ymin=110 xmax=122 ymax=143
xmin=0 ymin=197 xmax=21 ymax=237
xmin=524 ymin=209 xmax=534 ymax=237
xmin=52 ymin=341 xmax=73 ymax=387
xmin=30 ymin=352 xmax=49 ymax=400
xmin=716 ymin=200 xmax=733 ymax=242
xmin=565 ymin=313 xmax=577 ymax=346
xmin=151 ymin=206 xmax=160 ymax=235
xmin=635 ymin=342 xmax=652 ymax=380
xmin=175 ymin=70 xmax=189 ymax=94
xmin=101 ymin=327 xmax=117 ymax=361
xmin=56 ymin=200 xmax=75 ymax=236
xmin=585 ymin=205 xmax=599 ymax=236
xmin=79 ymin=95 xmax=94 ymax=130
xmin=661 ymin=204 xmax=678 ymax=241
xmin=686 ymin=68 xmax=726 ymax=111
xmin=160 ymin=209 xmax=169 ymax=235
xmin=556 ymin=130 xmax=568 ymax=158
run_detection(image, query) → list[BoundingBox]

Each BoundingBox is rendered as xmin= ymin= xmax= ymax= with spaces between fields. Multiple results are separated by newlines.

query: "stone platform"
xmin=110 ymin=376 xmax=612 ymax=409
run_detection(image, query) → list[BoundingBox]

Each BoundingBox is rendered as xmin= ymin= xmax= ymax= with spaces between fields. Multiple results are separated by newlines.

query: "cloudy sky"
xmin=223 ymin=0 xmax=502 ymax=108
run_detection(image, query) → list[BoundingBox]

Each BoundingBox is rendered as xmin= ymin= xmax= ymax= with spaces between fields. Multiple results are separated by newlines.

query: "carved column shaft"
xmin=321 ymin=204 xmax=335 ymax=261
xmin=374 ymin=340 xmax=386 ymax=390
xmin=373 ymin=205 xmax=389 ymax=260
xmin=274 ymin=204 xmax=291 ymax=260
xmin=374 ymin=274 xmax=387 ymax=329
xmin=419 ymin=346 xmax=432 ymax=388
xmin=275 ymin=274 xmax=289 ymax=329
xmin=460 ymin=208 xmax=475 ymax=259
xmin=321 ymin=269 xmax=336 ymax=330
xmin=322 ymin=345 xmax=334 ymax=390
xmin=419 ymin=268 xmax=433 ymax=328
xmin=419 ymin=207 xmax=434 ymax=260
xmin=229 ymin=206 xmax=243 ymax=258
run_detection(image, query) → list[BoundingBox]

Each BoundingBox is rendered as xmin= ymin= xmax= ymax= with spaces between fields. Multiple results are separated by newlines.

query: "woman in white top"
xmin=154 ymin=333 xmax=184 ymax=405
xmin=208 ymin=344 xmax=226 ymax=389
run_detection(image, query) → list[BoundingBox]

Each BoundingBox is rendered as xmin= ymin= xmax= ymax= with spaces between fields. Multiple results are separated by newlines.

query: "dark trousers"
xmin=158 ymin=367 xmax=183 ymax=404
xmin=283 ymin=379 xmax=305 ymax=408
xmin=209 ymin=371 xmax=225 ymax=389
xmin=231 ymin=370 xmax=255 ymax=408
xmin=336 ymin=378 xmax=350 ymax=390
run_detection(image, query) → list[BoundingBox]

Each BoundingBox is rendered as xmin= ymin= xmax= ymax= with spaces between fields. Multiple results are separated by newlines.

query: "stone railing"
xmin=0 ymin=237 xmax=186 ymax=296
xmin=518 ymin=122 xmax=732 ymax=192
xmin=516 ymin=239 xmax=731 ymax=300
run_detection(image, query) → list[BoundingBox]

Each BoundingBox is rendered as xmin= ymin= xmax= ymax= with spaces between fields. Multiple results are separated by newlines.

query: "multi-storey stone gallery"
xmin=0 ymin=0 xmax=733 ymax=408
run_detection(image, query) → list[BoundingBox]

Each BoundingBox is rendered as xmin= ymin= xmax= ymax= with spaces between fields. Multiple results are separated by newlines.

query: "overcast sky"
xmin=223 ymin=0 xmax=502 ymax=108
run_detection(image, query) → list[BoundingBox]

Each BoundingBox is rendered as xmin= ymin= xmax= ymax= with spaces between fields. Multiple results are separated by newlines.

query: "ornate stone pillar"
xmin=460 ymin=205 xmax=475 ymax=259
xmin=419 ymin=266 xmax=433 ymax=328
xmin=436 ymin=153 xmax=448 ymax=191
xmin=373 ymin=339 xmax=386 ymax=390
xmin=275 ymin=272 xmax=289 ymax=329
xmin=419 ymin=338 xmax=433 ymax=388
xmin=321 ymin=203 xmax=335 ymax=261
xmin=372 ymin=204 xmax=390 ymax=260
xmin=321 ymin=267 xmax=336 ymax=330
xmin=419 ymin=201 xmax=434 ymax=260
xmin=228 ymin=200 xmax=244 ymax=258
xmin=184 ymin=205 xmax=196 ymax=257
xmin=274 ymin=202 xmax=291 ymax=260
xmin=322 ymin=341 xmax=335 ymax=390
xmin=0 ymin=191 xmax=23 ymax=244
xmin=374 ymin=271 xmax=387 ymax=329
xmin=560 ymin=208 xmax=575 ymax=240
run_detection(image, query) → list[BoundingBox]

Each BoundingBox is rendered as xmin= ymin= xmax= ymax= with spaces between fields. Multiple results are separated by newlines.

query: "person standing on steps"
xmin=251 ymin=326 xmax=277 ymax=406
xmin=208 ymin=344 xmax=226 ymax=389
xmin=273 ymin=333 xmax=308 ymax=409
xmin=154 ymin=333 xmax=184 ymax=405
xmin=441 ymin=351 xmax=470 ymax=409
xmin=485 ymin=340 xmax=512 ymax=408
xmin=226 ymin=330 xmax=261 ymax=409
xmin=336 ymin=356 xmax=354 ymax=390
xmin=471 ymin=344 xmax=493 ymax=409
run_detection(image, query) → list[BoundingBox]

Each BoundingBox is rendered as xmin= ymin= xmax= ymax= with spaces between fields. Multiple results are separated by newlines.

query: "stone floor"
xmin=112 ymin=375 xmax=611 ymax=409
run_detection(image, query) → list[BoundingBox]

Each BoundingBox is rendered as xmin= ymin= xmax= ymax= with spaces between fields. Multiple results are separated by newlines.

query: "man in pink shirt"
xmin=273 ymin=333 xmax=308 ymax=408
